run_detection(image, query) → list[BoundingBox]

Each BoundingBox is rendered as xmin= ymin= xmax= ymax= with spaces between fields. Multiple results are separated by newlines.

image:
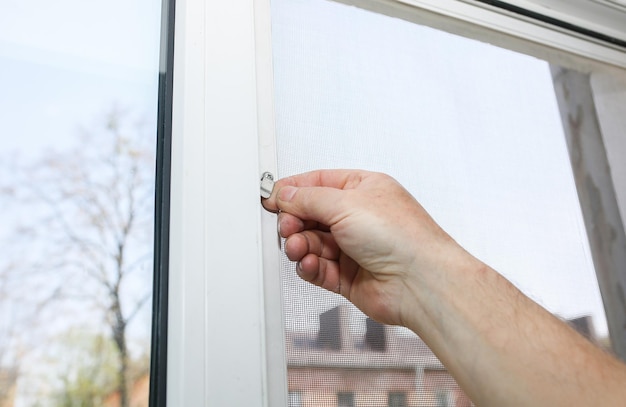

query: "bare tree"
xmin=0 ymin=170 xmax=34 ymax=405
xmin=5 ymin=107 xmax=155 ymax=407
xmin=52 ymin=330 xmax=119 ymax=407
xmin=0 ymin=262 xmax=19 ymax=407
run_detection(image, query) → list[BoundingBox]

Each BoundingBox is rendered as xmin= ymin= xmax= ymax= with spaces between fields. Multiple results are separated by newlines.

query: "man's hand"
xmin=261 ymin=169 xmax=468 ymax=326
xmin=262 ymin=169 xmax=626 ymax=406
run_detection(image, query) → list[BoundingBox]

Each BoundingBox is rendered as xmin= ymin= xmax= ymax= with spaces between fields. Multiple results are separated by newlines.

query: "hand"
xmin=263 ymin=169 xmax=626 ymax=407
xmin=261 ymin=169 xmax=468 ymax=327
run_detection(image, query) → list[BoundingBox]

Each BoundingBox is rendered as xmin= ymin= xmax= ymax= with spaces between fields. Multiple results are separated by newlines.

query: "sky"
xmin=0 ymin=0 xmax=161 ymax=154
xmin=0 ymin=0 xmax=161 ymax=324
xmin=0 ymin=0 xmax=162 ymax=403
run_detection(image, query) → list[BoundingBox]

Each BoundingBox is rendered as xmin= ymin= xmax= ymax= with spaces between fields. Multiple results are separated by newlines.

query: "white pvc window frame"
xmin=482 ymin=0 xmax=626 ymax=43
xmin=166 ymin=0 xmax=626 ymax=405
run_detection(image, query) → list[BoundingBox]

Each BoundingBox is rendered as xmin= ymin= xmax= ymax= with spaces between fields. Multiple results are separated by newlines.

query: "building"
xmin=103 ymin=373 xmax=149 ymax=407
xmin=287 ymin=306 xmax=472 ymax=407
xmin=111 ymin=310 xmax=600 ymax=407
xmin=0 ymin=368 xmax=17 ymax=407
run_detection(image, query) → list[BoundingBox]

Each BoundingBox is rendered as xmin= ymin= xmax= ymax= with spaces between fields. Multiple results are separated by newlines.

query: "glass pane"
xmin=388 ymin=392 xmax=407 ymax=407
xmin=0 ymin=1 xmax=162 ymax=405
xmin=337 ymin=392 xmax=354 ymax=407
xmin=271 ymin=0 xmax=608 ymax=404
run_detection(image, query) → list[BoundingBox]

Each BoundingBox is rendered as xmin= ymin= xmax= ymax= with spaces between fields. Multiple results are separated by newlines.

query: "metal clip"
xmin=260 ymin=172 xmax=275 ymax=199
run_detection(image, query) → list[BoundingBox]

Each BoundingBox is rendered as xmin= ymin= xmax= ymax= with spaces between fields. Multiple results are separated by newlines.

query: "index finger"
xmin=261 ymin=169 xmax=368 ymax=212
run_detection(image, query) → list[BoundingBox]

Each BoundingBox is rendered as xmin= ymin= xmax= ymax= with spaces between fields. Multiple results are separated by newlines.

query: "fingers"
xmin=275 ymin=185 xmax=348 ymax=227
xmin=278 ymin=212 xmax=329 ymax=237
xmin=298 ymin=254 xmax=341 ymax=294
xmin=261 ymin=169 xmax=367 ymax=213
xmin=297 ymin=253 xmax=359 ymax=299
xmin=284 ymin=230 xmax=340 ymax=262
xmin=280 ymin=169 xmax=365 ymax=189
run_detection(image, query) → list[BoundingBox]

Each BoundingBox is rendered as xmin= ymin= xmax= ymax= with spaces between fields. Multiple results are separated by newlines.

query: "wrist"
xmin=399 ymin=245 xmax=487 ymax=336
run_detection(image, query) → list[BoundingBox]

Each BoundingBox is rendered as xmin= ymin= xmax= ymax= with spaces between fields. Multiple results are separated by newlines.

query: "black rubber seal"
xmin=149 ymin=0 xmax=175 ymax=405
xmin=473 ymin=0 xmax=626 ymax=49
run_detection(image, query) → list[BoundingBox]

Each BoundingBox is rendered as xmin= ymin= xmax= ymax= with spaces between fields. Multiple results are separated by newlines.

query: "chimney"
xmin=318 ymin=305 xmax=351 ymax=350
xmin=567 ymin=315 xmax=595 ymax=341
xmin=365 ymin=318 xmax=386 ymax=352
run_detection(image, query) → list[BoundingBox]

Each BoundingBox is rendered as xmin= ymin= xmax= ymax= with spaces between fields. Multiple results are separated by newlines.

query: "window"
xmin=0 ymin=1 xmax=163 ymax=405
xmin=165 ymin=0 xmax=626 ymax=404
xmin=337 ymin=392 xmax=355 ymax=407
xmin=436 ymin=390 xmax=455 ymax=407
xmin=388 ymin=391 xmax=407 ymax=407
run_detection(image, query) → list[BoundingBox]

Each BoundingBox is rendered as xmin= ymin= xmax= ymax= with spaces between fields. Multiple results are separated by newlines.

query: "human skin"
xmin=261 ymin=169 xmax=626 ymax=406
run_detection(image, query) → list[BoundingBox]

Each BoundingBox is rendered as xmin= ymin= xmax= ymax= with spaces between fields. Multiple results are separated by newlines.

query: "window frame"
xmin=476 ymin=0 xmax=626 ymax=44
xmin=388 ymin=391 xmax=407 ymax=407
xmin=332 ymin=0 xmax=626 ymax=68
xmin=164 ymin=0 xmax=282 ymax=405
xmin=149 ymin=0 xmax=176 ymax=405
xmin=163 ymin=0 xmax=626 ymax=405
xmin=337 ymin=391 xmax=356 ymax=407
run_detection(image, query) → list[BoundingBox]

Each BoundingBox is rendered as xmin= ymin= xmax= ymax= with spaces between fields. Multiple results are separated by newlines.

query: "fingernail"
xmin=295 ymin=261 xmax=303 ymax=277
xmin=278 ymin=186 xmax=297 ymax=202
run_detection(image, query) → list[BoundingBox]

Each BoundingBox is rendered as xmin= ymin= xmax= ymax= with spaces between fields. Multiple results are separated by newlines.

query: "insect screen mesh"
xmin=271 ymin=0 xmax=606 ymax=405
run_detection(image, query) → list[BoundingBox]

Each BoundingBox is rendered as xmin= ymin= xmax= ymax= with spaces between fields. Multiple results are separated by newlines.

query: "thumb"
xmin=276 ymin=185 xmax=347 ymax=226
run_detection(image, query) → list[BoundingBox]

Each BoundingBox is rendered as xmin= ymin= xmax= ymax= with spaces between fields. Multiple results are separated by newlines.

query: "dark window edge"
xmin=150 ymin=0 xmax=175 ymax=405
xmin=473 ymin=0 xmax=626 ymax=49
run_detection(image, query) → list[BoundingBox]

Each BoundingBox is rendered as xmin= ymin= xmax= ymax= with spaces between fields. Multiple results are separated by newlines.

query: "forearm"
xmin=402 ymin=249 xmax=626 ymax=406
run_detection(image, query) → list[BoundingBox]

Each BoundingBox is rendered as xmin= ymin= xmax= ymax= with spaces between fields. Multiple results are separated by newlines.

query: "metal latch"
xmin=260 ymin=172 xmax=275 ymax=199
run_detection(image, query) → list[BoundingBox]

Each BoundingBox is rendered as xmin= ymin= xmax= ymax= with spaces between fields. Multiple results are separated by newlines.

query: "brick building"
xmin=104 ymin=309 xmax=599 ymax=406
xmin=286 ymin=306 xmax=472 ymax=407
xmin=0 ymin=369 xmax=16 ymax=407
xmin=103 ymin=373 xmax=149 ymax=407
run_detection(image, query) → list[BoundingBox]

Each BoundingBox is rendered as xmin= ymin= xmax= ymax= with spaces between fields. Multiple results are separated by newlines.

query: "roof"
xmin=286 ymin=327 xmax=444 ymax=370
